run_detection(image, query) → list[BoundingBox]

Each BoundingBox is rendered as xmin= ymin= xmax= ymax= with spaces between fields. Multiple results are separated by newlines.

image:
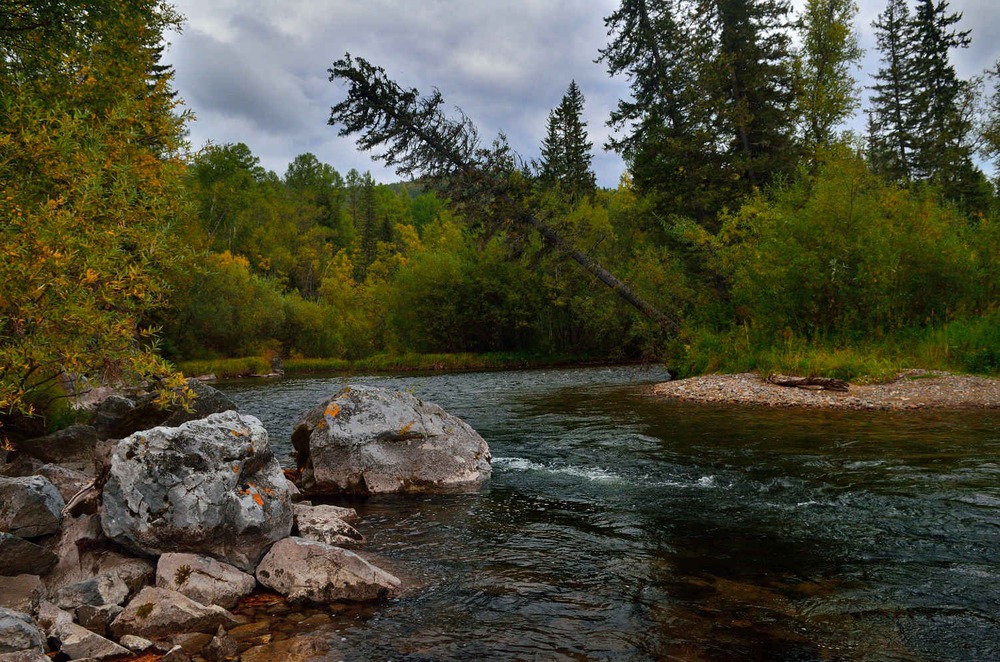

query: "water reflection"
xmin=220 ymin=367 xmax=1000 ymax=661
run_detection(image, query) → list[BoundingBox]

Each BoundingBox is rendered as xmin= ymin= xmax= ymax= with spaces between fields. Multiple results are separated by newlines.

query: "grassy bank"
xmin=176 ymin=351 xmax=587 ymax=380
xmin=672 ymin=313 xmax=1000 ymax=383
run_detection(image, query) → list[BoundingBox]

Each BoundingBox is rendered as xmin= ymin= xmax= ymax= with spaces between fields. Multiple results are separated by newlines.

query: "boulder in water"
xmin=255 ymin=537 xmax=400 ymax=604
xmin=291 ymin=385 xmax=491 ymax=495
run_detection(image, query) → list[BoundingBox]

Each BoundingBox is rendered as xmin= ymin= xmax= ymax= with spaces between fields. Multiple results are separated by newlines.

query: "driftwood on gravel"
xmin=766 ymin=374 xmax=850 ymax=392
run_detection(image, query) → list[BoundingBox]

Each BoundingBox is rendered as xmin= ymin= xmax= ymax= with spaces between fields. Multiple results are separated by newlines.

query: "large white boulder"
xmin=100 ymin=411 xmax=292 ymax=572
xmin=291 ymin=385 xmax=491 ymax=495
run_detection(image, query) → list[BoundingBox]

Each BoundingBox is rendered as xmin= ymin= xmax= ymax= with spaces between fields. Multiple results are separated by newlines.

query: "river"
xmin=219 ymin=365 xmax=1000 ymax=661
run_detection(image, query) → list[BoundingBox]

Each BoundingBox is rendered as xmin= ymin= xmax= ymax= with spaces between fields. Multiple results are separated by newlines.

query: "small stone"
xmin=118 ymin=634 xmax=154 ymax=652
xmin=110 ymin=587 xmax=239 ymax=640
xmin=161 ymin=644 xmax=191 ymax=662
xmin=155 ymin=553 xmax=256 ymax=611
xmin=75 ymin=604 xmax=123 ymax=637
xmin=203 ymin=625 xmax=238 ymax=662
xmin=0 ymin=607 xmax=45 ymax=656
xmin=255 ymin=537 xmax=400 ymax=605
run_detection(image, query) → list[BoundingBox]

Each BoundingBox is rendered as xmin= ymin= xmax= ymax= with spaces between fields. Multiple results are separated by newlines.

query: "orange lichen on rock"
xmin=324 ymin=403 xmax=341 ymax=418
xmin=252 ymin=492 xmax=264 ymax=506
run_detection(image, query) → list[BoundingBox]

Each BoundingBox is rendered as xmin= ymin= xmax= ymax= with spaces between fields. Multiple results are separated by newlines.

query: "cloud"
xmin=167 ymin=0 xmax=999 ymax=186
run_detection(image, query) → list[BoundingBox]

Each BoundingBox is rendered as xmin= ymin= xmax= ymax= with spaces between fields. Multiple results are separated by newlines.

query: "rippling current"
xmin=219 ymin=366 xmax=1000 ymax=661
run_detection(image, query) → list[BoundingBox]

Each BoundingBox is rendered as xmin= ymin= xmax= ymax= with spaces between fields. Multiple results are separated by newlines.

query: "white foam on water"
xmin=492 ymin=456 xmax=622 ymax=483
xmin=494 ymin=457 xmax=721 ymax=489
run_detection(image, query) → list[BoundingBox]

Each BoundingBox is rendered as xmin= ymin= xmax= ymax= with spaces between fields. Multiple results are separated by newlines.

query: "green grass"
xmin=179 ymin=351 xmax=589 ymax=380
xmin=176 ymin=356 xmax=272 ymax=379
xmin=671 ymin=312 xmax=1000 ymax=383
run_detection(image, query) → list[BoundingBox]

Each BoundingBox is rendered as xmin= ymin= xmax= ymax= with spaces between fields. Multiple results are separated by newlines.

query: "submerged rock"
xmin=292 ymin=385 xmax=491 ymax=495
xmin=255 ymin=536 xmax=400 ymax=604
xmin=101 ymin=411 xmax=292 ymax=572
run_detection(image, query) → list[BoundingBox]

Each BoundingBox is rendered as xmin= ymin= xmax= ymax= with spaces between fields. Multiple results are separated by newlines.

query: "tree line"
xmin=2 ymin=0 xmax=999 ymax=443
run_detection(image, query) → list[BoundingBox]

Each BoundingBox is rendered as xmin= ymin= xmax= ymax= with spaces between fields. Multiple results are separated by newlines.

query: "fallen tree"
xmin=327 ymin=54 xmax=680 ymax=335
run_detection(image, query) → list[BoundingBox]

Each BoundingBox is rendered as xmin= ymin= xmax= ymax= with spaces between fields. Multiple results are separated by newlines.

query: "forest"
xmin=2 ymin=0 xmax=999 ymax=441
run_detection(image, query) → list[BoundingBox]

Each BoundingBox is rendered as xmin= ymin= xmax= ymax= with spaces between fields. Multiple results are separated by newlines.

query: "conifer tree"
xmin=538 ymin=81 xmax=596 ymax=200
xmin=868 ymin=0 xmax=915 ymax=181
xmin=601 ymin=0 xmax=797 ymax=226
xmin=907 ymin=0 xmax=973 ymax=183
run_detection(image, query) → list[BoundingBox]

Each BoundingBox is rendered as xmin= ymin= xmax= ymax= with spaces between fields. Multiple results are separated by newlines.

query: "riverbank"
xmin=651 ymin=370 xmax=1000 ymax=410
xmin=177 ymin=352 xmax=628 ymax=381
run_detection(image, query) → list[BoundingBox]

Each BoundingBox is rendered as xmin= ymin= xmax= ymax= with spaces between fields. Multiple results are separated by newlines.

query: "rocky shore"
xmin=0 ymin=381 xmax=491 ymax=661
xmin=652 ymin=370 xmax=1000 ymax=410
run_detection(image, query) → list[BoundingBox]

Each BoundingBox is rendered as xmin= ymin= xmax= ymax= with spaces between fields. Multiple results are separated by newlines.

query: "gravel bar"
xmin=651 ymin=370 xmax=1000 ymax=410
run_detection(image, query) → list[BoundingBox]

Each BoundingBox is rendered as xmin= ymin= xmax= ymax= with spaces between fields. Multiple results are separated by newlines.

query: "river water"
xmin=219 ymin=366 xmax=1000 ymax=661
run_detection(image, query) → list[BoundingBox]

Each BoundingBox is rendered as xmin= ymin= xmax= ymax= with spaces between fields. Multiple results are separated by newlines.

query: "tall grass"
xmin=176 ymin=356 xmax=271 ymax=379
xmin=672 ymin=312 xmax=1000 ymax=382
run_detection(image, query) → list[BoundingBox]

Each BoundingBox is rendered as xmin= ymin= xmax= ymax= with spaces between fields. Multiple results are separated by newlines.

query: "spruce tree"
xmin=538 ymin=80 xmax=596 ymax=201
xmin=868 ymin=0 xmax=915 ymax=181
xmin=907 ymin=0 xmax=973 ymax=184
xmin=600 ymin=0 xmax=797 ymax=226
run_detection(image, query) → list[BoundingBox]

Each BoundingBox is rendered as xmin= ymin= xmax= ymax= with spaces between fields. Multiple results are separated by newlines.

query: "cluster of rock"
xmin=1 ymin=381 xmax=490 ymax=661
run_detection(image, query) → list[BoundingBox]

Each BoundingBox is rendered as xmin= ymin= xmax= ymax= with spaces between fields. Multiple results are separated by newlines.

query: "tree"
xmin=600 ymin=0 xmax=798 ymax=225
xmin=599 ymin=0 xmax=719 ymax=223
xmin=538 ymin=81 xmax=596 ymax=200
xmin=907 ymin=0 xmax=979 ymax=201
xmin=187 ymin=143 xmax=269 ymax=254
xmin=0 ymin=0 xmax=190 ymax=443
xmin=327 ymin=54 xmax=680 ymax=334
xmin=981 ymin=59 xmax=1000 ymax=177
xmin=869 ymin=0 xmax=984 ymax=210
xmin=868 ymin=0 xmax=915 ymax=181
xmin=793 ymin=0 xmax=863 ymax=153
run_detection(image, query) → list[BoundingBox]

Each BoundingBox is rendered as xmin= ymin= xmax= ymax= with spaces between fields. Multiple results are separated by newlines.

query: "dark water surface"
xmin=219 ymin=366 xmax=1000 ymax=661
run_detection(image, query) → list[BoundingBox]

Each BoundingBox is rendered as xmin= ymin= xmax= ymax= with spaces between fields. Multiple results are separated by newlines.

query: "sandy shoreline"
xmin=651 ymin=370 xmax=1000 ymax=410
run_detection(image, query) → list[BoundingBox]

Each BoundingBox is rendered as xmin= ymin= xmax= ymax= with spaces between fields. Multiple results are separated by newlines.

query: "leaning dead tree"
xmin=327 ymin=54 xmax=680 ymax=335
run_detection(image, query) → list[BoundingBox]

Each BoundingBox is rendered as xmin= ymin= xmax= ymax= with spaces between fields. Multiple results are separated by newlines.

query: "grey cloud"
xmin=168 ymin=0 xmax=998 ymax=187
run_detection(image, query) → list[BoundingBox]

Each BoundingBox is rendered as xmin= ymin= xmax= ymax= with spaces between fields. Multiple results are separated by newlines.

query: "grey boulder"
xmin=0 ymin=475 xmax=64 ymax=538
xmin=255 ymin=536 xmax=400 ymax=604
xmin=0 ymin=608 xmax=44 ymax=656
xmin=12 ymin=425 xmax=99 ymax=475
xmin=110 ymin=586 xmax=239 ymax=640
xmin=292 ymin=385 xmax=491 ymax=494
xmin=155 ymin=553 xmax=256 ymax=611
xmin=0 ymin=534 xmax=57 ymax=577
xmin=101 ymin=411 xmax=293 ymax=572
xmin=104 ymin=380 xmax=237 ymax=440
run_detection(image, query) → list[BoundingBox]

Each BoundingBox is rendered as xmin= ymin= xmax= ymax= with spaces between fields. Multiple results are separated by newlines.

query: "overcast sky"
xmin=166 ymin=0 xmax=1000 ymax=187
